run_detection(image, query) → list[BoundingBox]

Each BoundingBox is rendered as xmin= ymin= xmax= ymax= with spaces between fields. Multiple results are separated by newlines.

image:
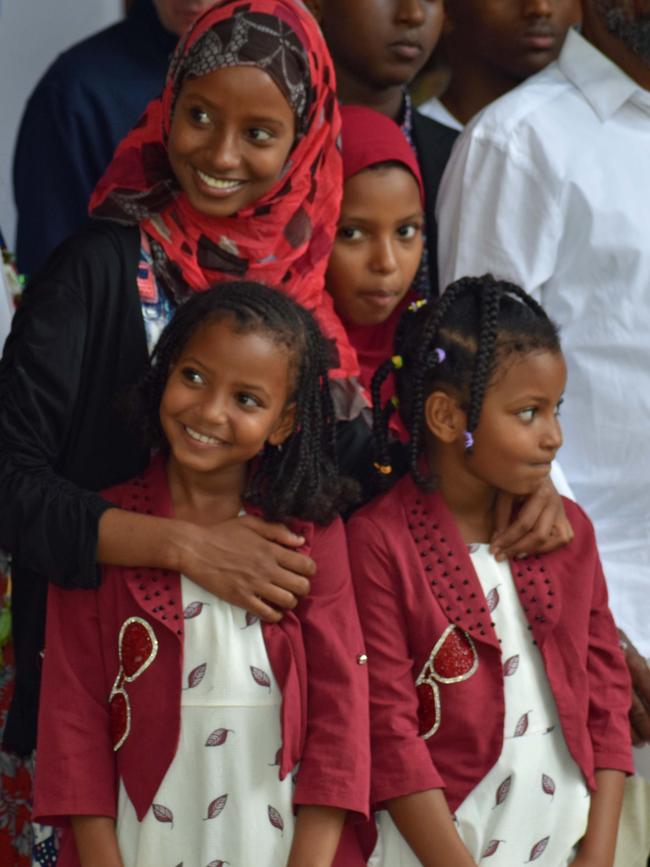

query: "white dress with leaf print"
xmin=116 ymin=573 xmax=295 ymax=867
xmin=369 ymin=545 xmax=590 ymax=867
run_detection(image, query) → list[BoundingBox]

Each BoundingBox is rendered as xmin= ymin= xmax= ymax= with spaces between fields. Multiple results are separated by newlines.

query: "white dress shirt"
xmin=437 ymin=29 xmax=650 ymax=658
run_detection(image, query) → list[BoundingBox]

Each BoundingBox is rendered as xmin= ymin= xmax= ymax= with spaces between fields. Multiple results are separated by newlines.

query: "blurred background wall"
xmin=0 ymin=0 xmax=122 ymax=248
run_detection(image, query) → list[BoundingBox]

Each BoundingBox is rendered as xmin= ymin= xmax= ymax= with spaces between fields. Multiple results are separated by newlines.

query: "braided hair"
xmin=132 ymin=281 xmax=358 ymax=523
xmin=371 ymin=275 xmax=560 ymax=489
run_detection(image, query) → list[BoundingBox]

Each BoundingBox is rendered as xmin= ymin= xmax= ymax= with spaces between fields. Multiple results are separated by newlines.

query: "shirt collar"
xmin=559 ymin=28 xmax=650 ymax=120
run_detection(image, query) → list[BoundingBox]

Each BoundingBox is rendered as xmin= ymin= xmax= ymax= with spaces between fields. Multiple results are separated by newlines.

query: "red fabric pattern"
xmin=90 ymin=0 xmax=356 ymax=378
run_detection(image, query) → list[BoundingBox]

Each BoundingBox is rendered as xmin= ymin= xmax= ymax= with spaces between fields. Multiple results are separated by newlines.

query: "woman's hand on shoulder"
xmin=490 ymin=478 xmax=574 ymax=561
xmin=173 ymin=514 xmax=314 ymax=622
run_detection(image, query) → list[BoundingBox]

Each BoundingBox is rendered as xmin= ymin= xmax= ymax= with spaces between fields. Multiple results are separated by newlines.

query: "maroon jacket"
xmin=34 ymin=455 xmax=370 ymax=864
xmin=347 ymin=473 xmax=633 ymax=813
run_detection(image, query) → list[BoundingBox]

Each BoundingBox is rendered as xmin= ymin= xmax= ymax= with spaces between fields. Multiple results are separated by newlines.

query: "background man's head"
xmin=153 ymin=0 xmax=215 ymax=37
xmin=310 ymin=0 xmax=444 ymax=91
xmin=443 ymin=0 xmax=580 ymax=83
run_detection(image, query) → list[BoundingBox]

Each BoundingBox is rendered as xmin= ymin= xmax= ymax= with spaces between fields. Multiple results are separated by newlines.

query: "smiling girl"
xmin=349 ymin=275 xmax=632 ymax=867
xmin=33 ymin=282 xmax=368 ymax=867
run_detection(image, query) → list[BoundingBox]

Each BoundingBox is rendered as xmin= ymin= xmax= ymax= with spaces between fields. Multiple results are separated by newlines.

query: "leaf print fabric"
xmin=187 ymin=663 xmax=207 ymax=689
xmin=526 ymin=835 xmax=550 ymax=862
xmin=152 ymin=803 xmax=174 ymax=827
xmin=268 ymin=805 xmax=284 ymax=834
xmin=205 ymin=795 xmax=228 ymax=820
xmin=205 ymin=728 xmax=233 ymax=747
xmin=250 ymin=665 xmax=272 ymax=690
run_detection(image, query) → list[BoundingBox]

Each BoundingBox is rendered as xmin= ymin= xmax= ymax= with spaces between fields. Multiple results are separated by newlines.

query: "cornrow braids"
xmin=373 ymin=274 xmax=560 ymax=489
xmin=131 ymin=281 xmax=358 ymax=524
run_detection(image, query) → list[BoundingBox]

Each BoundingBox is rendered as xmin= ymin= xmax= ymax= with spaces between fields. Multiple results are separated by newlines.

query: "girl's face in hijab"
xmin=168 ymin=65 xmax=296 ymax=217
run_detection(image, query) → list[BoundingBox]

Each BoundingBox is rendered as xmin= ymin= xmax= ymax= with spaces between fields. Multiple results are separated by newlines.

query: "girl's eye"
xmin=247 ymin=127 xmax=273 ymax=143
xmin=397 ymin=223 xmax=420 ymax=240
xmin=189 ymin=106 xmax=211 ymax=126
xmin=237 ymin=392 xmax=262 ymax=408
xmin=337 ymin=226 xmax=363 ymax=242
xmin=517 ymin=407 xmax=536 ymax=422
xmin=181 ymin=367 xmax=204 ymax=385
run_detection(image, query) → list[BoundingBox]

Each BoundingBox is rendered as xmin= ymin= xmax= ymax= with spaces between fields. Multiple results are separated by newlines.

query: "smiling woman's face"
xmin=168 ymin=65 xmax=296 ymax=217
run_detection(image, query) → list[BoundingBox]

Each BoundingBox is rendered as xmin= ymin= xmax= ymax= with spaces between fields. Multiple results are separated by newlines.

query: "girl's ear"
xmin=268 ymin=403 xmax=297 ymax=447
xmin=424 ymin=390 xmax=465 ymax=444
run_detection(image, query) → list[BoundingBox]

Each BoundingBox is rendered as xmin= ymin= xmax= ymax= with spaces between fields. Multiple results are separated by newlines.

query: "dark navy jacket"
xmin=13 ymin=0 xmax=176 ymax=276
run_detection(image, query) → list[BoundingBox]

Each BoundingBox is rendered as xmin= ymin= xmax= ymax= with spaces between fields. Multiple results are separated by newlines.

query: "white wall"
xmin=0 ymin=0 xmax=122 ymax=249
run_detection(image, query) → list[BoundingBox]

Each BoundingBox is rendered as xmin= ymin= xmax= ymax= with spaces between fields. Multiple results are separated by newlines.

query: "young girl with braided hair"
xmin=349 ymin=275 xmax=632 ymax=867
xmin=33 ymin=282 xmax=369 ymax=867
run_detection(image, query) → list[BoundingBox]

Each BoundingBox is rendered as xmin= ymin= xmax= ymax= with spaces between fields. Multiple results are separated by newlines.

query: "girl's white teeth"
xmin=196 ymin=170 xmax=241 ymax=190
xmin=185 ymin=425 xmax=222 ymax=445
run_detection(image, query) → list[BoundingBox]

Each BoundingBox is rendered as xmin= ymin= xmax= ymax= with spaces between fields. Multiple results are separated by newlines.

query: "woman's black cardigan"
xmin=0 ymin=222 xmax=150 ymax=754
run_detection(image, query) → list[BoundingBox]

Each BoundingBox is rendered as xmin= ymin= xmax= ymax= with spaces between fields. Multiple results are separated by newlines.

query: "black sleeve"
xmin=0 ymin=239 xmax=121 ymax=588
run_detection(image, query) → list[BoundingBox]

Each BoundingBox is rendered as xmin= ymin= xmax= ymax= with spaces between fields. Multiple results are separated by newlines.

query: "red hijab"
xmin=337 ymin=105 xmax=424 ymax=394
xmin=90 ymin=0 xmax=355 ymax=378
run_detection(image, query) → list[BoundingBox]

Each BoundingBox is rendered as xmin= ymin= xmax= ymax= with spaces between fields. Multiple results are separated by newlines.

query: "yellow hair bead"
xmin=391 ymin=355 xmax=404 ymax=369
xmin=373 ymin=462 xmax=393 ymax=475
xmin=408 ymin=298 xmax=428 ymax=313
xmin=390 ymin=395 xmax=400 ymax=408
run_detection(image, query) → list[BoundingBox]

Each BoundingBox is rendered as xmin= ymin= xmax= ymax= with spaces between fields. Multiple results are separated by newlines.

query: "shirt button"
xmin=357 ymin=653 xmax=368 ymax=665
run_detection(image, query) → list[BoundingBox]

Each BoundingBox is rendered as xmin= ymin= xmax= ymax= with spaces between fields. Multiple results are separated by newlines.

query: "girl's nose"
xmin=202 ymin=391 xmax=229 ymax=425
xmin=205 ymin=128 xmax=241 ymax=172
xmin=396 ymin=0 xmax=426 ymax=27
xmin=541 ymin=414 xmax=563 ymax=453
xmin=370 ymin=237 xmax=398 ymax=275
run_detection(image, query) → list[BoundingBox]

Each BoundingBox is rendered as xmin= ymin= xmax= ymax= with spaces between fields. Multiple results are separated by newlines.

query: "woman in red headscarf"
xmin=0 ymin=0 xmax=350 ymax=767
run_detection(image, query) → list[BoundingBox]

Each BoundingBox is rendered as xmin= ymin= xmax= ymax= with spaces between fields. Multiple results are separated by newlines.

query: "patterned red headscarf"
xmin=90 ymin=0 xmax=356 ymax=378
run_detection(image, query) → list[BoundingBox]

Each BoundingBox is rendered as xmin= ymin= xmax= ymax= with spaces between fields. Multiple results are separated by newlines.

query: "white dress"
xmin=116 ymin=574 xmax=295 ymax=867
xmin=370 ymin=546 xmax=590 ymax=866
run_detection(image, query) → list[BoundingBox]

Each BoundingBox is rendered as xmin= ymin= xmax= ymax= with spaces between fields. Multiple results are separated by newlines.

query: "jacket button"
xmin=357 ymin=653 xmax=368 ymax=665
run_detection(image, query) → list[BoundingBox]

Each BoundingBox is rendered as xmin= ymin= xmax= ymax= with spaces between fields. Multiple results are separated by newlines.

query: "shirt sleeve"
xmin=32 ymin=581 xmax=117 ymax=825
xmin=293 ymin=517 xmax=371 ymax=816
xmin=13 ymin=76 xmax=101 ymax=277
xmin=436 ymin=125 xmax=563 ymax=298
xmin=0 ymin=271 xmax=110 ymax=587
xmin=348 ymin=514 xmax=444 ymax=807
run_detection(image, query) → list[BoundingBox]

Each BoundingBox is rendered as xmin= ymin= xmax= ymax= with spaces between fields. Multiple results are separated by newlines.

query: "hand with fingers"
xmin=618 ymin=630 xmax=650 ymax=746
xmin=490 ymin=478 xmax=574 ymax=562
xmin=177 ymin=514 xmax=315 ymax=622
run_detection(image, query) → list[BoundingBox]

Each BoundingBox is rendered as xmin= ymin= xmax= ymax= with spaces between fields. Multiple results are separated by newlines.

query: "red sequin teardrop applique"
xmin=415 ymin=624 xmax=478 ymax=740
xmin=110 ymin=687 xmax=130 ymax=751
xmin=109 ymin=617 xmax=159 ymax=750
xmin=121 ymin=618 xmax=157 ymax=681
xmin=431 ymin=626 xmax=478 ymax=682
xmin=416 ymin=680 xmax=441 ymax=739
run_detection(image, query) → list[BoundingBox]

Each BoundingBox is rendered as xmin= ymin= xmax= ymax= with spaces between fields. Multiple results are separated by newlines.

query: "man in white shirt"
xmin=437 ymin=2 xmax=650 ymax=863
xmin=420 ymin=0 xmax=579 ymax=131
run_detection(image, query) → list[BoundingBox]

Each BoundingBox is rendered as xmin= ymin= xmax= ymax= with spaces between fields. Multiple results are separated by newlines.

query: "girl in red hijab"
xmin=325 ymin=105 xmax=426 ymax=396
xmin=91 ymin=0 xmax=356 ymax=377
